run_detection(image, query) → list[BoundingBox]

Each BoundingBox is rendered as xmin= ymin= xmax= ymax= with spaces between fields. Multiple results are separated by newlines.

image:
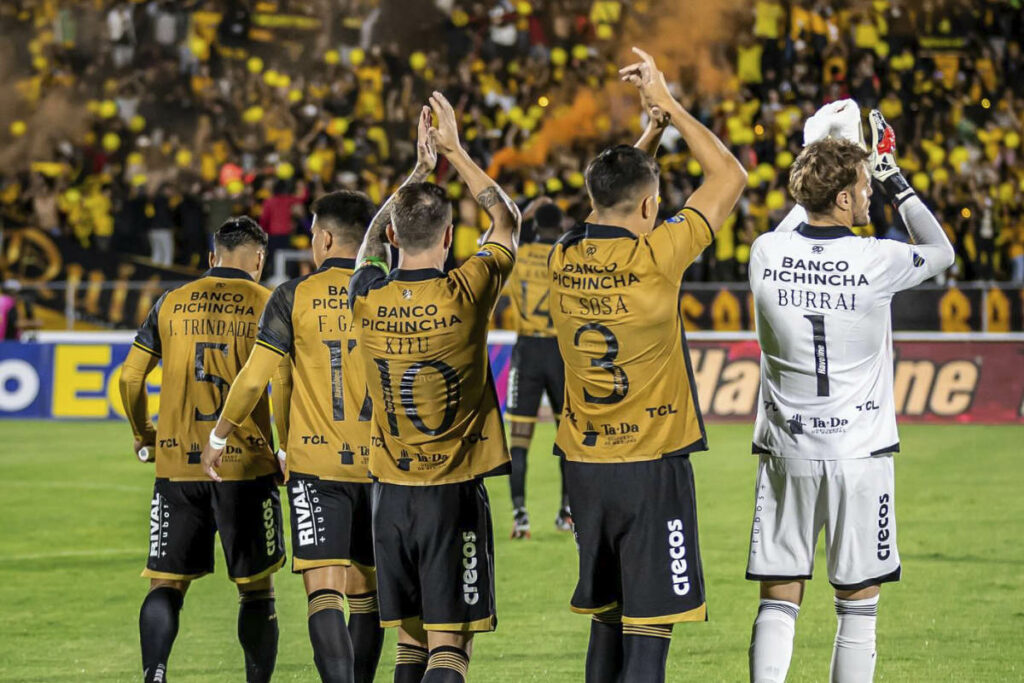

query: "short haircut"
xmin=214 ymin=216 xmax=268 ymax=251
xmin=390 ymin=183 xmax=452 ymax=253
xmin=311 ymin=190 xmax=376 ymax=247
xmin=532 ymin=202 xmax=565 ymax=237
xmin=789 ymin=138 xmax=870 ymax=214
xmin=584 ymin=145 xmax=659 ymax=210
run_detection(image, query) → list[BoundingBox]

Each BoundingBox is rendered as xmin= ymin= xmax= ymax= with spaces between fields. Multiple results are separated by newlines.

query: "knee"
xmin=344 ymin=565 xmax=377 ymax=596
xmin=149 ymin=579 xmax=189 ymax=596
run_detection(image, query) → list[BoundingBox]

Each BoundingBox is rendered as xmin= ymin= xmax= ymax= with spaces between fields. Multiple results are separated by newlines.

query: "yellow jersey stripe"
xmin=255 ymin=338 xmax=287 ymax=356
xmin=132 ymin=340 xmax=160 ymax=357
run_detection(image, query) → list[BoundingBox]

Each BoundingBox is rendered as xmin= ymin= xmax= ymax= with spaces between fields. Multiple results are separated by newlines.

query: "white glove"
xmin=869 ymin=109 xmax=915 ymax=206
xmin=803 ymin=99 xmax=865 ymax=148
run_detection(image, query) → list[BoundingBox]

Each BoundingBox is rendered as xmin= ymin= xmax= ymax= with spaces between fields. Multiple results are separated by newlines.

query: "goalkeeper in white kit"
xmin=745 ymin=102 xmax=955 ymax=683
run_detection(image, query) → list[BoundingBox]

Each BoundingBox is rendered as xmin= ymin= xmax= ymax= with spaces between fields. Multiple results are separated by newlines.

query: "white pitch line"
xmin=0 ymin=548 xmax=139 ymax=563
xmin=0 ymin=480 xmax=144 ymax=493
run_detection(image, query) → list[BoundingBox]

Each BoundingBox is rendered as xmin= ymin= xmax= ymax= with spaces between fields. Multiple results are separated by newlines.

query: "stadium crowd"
xmin=1 ymin=0 xmax=1023 ymax=282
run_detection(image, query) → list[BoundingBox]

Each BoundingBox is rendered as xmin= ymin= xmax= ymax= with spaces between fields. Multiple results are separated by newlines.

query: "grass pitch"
xmin=1 ymin=421 xmax=1021 ymax=682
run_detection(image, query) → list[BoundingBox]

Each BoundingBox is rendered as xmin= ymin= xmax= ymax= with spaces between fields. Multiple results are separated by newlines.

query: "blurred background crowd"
xmin=0 ymin=0 xmax=1022 ymax=286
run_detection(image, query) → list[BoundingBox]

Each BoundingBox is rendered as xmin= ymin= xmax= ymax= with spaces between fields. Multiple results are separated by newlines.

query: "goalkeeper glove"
xmin=803 ymin=99 xmax=865 ymax=148
xmin=869 ymin=110 xmax=915 ymax=207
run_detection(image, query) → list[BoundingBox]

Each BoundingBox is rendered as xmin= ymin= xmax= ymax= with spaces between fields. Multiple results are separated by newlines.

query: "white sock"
xmin=749 ymin=599 xmax=800 ymax=683
xmin=830 ymin=595 xmax=879 ymax=683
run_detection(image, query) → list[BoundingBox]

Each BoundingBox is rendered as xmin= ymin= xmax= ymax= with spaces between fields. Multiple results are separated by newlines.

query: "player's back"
xmin=350 ymin=243 xmax=515 ymax=484
xmin=750 ymin=224 xmax=935 ymax=459
xmin=135 ymin=267 xmax=274 ymax=480
xmin=258 ymin=258 xmax=373 ymax=481
xmin=548 ymin=208 xmax=712 ymax=463
xmin=507 ymin=240 xmax=556 ymax=337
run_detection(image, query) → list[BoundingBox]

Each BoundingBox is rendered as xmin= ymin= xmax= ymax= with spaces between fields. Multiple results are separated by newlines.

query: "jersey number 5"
xmin=574 ymin=322 xmax=629 ymax=404
xmin=194 ymin=342 xmax=229 ymax=421
xmin=804 ymin=314 xmax=830 ymax=397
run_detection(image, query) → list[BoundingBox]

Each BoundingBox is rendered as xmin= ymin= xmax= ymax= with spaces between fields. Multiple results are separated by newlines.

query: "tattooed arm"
xmin=428 ymin=91 xmax=521 ymax=255
xmin=356 ymin=106 xmax=437 ymax=269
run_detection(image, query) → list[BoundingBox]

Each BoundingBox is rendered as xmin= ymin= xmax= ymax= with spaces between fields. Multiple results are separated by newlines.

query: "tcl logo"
xmin=462 ymin=531 xmax=479 ymax=605
xmin=667 ymin=519 xmax=690 ymax=597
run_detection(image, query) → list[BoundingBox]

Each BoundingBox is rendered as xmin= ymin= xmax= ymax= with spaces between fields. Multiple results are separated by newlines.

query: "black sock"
xmin=308 ymin=589 xmax=355 ymax=683
xmin=347 ymin=592 xmax=384 ymax=683
xmin=393 ymin=643 xmax=428 ymax=683
xmin=238 ymin=590 xmax=279 ymax=683
xmin=586 ymin=609 xmax=623 ymax=683
xmin=140 ymin=586 xmax=184 ymax=683
xmin=559 ymin=456 xmax=571 ymax=510
xmin=509 ymin=446 xmax=528 ymax=509
xmin=422 ymin=645 xmax=469 ymax=682
xmin=622 ymin=624 xmax=672 ymax=683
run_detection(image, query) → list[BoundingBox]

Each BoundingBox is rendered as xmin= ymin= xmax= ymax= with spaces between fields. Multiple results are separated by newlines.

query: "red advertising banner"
xmin=684 ymin=338 xmax=1024 ymax=425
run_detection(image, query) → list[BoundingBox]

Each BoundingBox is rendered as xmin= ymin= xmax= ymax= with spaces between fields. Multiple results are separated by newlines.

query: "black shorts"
xmin=287 ymin=473 xmax=375 ymax=573
xmin=372 ymin=479 xmax=497 ymax=632
xmin=564 ymin=455 xmax=707 ymax=625
xmin=506 ymin=336 xmax=564 ymax=421
xmin=143 ymin=475 xmax=285 ymax=584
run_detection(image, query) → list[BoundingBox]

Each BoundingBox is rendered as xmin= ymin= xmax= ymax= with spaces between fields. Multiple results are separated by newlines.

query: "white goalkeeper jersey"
xmin=750 ymin=223 xmax=946 ymax=460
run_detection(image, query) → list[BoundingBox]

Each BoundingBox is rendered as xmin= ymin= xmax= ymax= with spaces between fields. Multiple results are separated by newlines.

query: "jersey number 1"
xmin=803 ymin=314 xmax=830 ymax=397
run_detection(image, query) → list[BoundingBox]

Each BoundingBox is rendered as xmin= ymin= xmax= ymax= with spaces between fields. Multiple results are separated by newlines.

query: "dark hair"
xmin=214 ymin=216 xmax=268 ymax=251
xmin=311 ymin=190 xmax=376 ymax=247
xmin=534 ymin=203 xmax=564 ymax=231
xmin=584 ymin=145 xmax=659 ymax=210
xmin=789 ymin=138 xmax=870 ymax=214
xmin=390 ymin=183 xmax=452 ymax=253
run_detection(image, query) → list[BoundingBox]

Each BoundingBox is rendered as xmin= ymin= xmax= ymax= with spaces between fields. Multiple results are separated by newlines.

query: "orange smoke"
xmin=487 ymin=0 xmax=747 ymax=176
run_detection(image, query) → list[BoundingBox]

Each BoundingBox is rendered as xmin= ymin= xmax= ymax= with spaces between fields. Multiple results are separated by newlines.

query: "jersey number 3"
xmin=574 ymin=323 xmax=629 ymax=404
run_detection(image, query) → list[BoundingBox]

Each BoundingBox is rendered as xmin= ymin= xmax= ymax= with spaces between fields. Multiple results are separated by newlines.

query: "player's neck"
xmin=397 ymin=248 xmax=445 ymax=272
xmin=805 ymin=210 xmax=853 ymax=229
xmin=321 ymin=248 xmax=357 ymax=263
xmin=589 ymin=210 xmax=649 ymax=235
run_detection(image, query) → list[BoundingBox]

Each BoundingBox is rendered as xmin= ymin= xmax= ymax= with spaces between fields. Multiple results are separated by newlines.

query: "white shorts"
xmin=746 ymin=454 xmax=901 ymax=590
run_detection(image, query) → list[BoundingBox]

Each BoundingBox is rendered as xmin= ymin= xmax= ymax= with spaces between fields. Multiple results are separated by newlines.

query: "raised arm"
xmin=620 ymin=47 xmax=746 ymax=232
xmin=356 ymin=105 xmax=438 ymax=270
xmin=634 ymin=91 xmax=669 ymax=157
xmin=428 ymin=91 xmax=522 ymax=255
xmin=869 ymin=109 xmax=954 ymax=277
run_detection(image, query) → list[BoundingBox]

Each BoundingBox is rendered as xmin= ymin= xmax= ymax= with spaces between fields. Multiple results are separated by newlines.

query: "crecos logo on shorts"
xmin=262 ymin=498 xmax=277 ymax=556
xmin=462 ymin=531 xmax=480 ymax=605
xmin=667 ymin=519 xmax=690 ymax=596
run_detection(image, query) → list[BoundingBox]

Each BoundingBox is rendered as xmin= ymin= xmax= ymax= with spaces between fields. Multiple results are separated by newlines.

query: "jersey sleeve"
xmin=873 ymin=239 xmax=946 ymax=293
xmin=132 ymin=291 xmax=167 ymax=357
xmin=450 ymin=241 xmax=516 ymax=304
xmin=647 ymin=206 xmax=715 ymax=282
xmin=256 ymin=283 xmax=296 ymax=356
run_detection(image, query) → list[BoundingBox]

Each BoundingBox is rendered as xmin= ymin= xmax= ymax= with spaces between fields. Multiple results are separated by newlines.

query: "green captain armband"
xmin=359 ymin=256 xmax=390 ymax=274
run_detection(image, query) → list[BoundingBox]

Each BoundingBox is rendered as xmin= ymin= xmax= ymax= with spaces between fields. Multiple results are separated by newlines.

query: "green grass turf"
xmin=0 ymin=421 xmax=1021 ymax=681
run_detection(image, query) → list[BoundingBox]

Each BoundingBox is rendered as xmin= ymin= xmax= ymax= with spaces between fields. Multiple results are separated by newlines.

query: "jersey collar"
xmin=584 ymin=223 xmax=638 ymax=240
xmin=391 ymin=268 xmax=445 ymax=282
xmin=796 ymin=223 xmax=855 ymax=239
xmin=204 ymin=266 xmax=254 ymax=281
xmin=319 ymin=257 xmax=356 ymax=271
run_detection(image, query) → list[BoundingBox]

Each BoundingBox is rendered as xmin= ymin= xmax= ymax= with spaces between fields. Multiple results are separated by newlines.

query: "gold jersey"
xmin=133 ymin=267 xmax=276 ymax=481
xmin=256 ymin=258 xmax=373 ymax=482
xmin=349 ymin=243 xmax=515 ymax=485
xmin=548 ymin=208 xmax=713 ymax=463
xmin=506 ymin=239 xmax=556 ymax=337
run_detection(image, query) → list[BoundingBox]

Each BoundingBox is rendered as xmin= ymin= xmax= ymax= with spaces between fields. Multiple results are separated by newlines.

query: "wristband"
xmin=209 ymin=432 xmax=227 ymax=450
xmin=880 ymin=171 xmax=915 ymax=208
xmin=360 ymin=256 xmax=389 ymax=274
xmin=137 ymin=446 xmax=152 ymax=463
xmin=276 ymin=449 xmax=287 ymax=462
